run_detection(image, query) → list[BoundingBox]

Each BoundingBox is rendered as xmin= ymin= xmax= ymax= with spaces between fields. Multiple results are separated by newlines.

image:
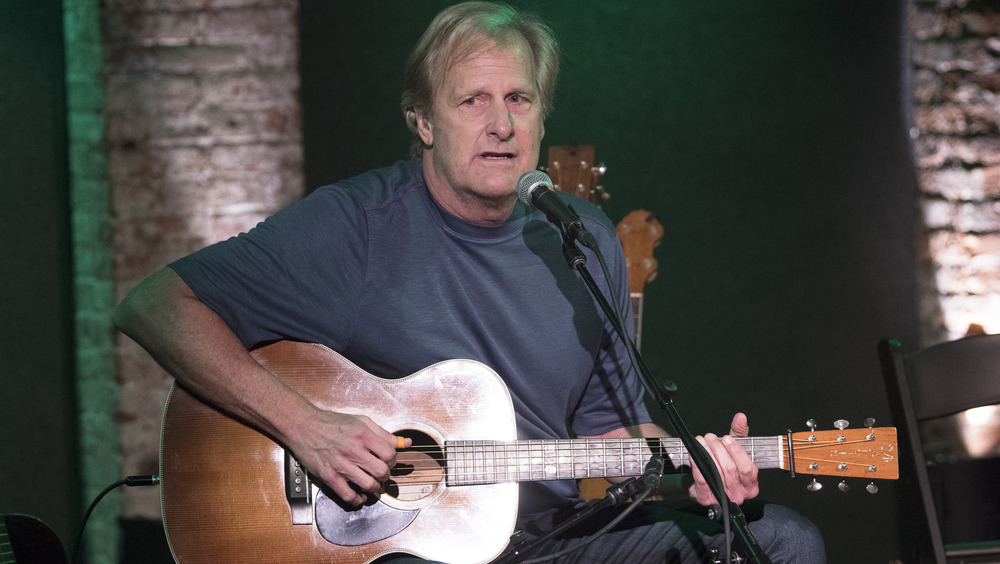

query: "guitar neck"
xmin=446 ymin=425 xmax=899 ymax=486
xmin=445 ymin=436 xmax=784 ymax=486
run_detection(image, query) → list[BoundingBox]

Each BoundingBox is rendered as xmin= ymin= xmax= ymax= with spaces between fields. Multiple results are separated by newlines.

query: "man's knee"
xmin=750 ymin=503 xmax=826 ymax=564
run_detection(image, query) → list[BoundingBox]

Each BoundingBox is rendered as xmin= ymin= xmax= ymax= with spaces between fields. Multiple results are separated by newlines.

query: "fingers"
xmin=718 ymin=434 xmax=759 ymax=503
xmin=688 ymin=431 xmax=760 ymax=506
xmin=688 ymin=435 xmax=718 ymax=506
xmin=295 ymin=412 xmax=405 ymax=506
xmin=346 ymin=418 xmax=400 ymax=488
xmin=360 ymin=416 xmax=401 ymax=461
xmin=327 ymin=475 xmax=367 ymax=506
xmin=729 ymin=412 xmax=749 ymax=437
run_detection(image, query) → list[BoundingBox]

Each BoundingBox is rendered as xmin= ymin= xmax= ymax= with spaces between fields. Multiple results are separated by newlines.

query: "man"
xmin=115 ymin=2 xmax=824 ymax=562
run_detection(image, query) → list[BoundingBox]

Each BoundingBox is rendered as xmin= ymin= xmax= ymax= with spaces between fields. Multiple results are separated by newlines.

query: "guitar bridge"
xmin=285 ymin=450 xmax=313 ymax=525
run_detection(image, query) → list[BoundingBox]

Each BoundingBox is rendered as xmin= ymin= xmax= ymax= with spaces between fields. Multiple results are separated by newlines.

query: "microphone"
xmin=516 ymin=170 xmax=598 ymax=249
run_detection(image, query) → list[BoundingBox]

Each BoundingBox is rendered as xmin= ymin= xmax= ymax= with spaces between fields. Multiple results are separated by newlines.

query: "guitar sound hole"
xmin=385 ymin=429 xmax=444 ymax=501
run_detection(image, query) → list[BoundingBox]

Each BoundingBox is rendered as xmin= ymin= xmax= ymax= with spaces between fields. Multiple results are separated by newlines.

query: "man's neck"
xmin=422 ymin=159 xmax=518 ymax=227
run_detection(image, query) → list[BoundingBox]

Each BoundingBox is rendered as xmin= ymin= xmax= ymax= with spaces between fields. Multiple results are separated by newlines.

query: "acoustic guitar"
xmin=544 ymin=145 xmax=608 ymax=206
xmin=160 ymin=341 xmax=898 ymax=564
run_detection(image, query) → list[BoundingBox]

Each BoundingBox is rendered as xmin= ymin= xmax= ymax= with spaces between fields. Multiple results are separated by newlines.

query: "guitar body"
xmin=160 ymin=341 xmax=519 ymax=564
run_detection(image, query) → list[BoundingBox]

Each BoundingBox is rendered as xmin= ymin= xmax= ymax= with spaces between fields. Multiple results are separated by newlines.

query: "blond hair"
xmin=400 ymin=2 xmax=559 ymax=147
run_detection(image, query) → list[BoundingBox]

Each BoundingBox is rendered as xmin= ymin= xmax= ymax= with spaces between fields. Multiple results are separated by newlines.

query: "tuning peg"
xmin=806 ymin=419 xmax=817 ymax=431
xmin=866 ymin=482 xmax=879 ymax=494
xmin=838 ymin=480 xmax=850 ymax=492
xmin=864 ymin=417 xmax=876 ymax=428
xmin=834 ymin=419 xmax=849 ymax=430
xmin=806 ymin=479 xmax=823 ymax=492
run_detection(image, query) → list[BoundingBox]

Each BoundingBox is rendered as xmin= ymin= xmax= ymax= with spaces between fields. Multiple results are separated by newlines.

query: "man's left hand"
xmin=688 ymin=412 xmax=760 ymax=506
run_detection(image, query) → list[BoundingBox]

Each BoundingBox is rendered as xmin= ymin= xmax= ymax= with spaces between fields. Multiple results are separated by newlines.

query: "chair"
xmin=0 ymin=513 xmax=69 ymax=564
xmin=879 ymin=335 xmax=1000 ymax=564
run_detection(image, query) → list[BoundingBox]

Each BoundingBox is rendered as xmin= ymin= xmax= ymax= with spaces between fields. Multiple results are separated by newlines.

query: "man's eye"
xmin=462 ymin=97 xmax=477 ymax=105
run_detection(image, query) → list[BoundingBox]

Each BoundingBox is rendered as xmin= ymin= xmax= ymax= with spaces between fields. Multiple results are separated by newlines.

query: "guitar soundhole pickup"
xmin=386 ymin=429 xmax=444 ymax=501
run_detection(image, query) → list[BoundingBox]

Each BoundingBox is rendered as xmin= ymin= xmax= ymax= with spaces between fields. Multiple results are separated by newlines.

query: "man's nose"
xmin=488 ymin=104 xmax=514 ymax=141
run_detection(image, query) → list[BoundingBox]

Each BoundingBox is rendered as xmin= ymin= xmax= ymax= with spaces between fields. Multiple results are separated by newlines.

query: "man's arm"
xmin=114 ymin=267 xmax=402 ymax=506
xmin=579 ymin=414 xmax=759 ymax=505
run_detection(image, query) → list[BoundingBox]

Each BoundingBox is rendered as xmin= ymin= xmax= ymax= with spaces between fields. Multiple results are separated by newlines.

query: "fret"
xmin=587 ymin=439 xmax=596 ymax=478
xmin=445 ymin=443 xmax=455 ymax=486
xmin=527 ymin=441 xmax=537 ymax=482
xmin=619 ymin=439 xmax=626 ymax=478
xmin=517 ymin=442 xmax=531 ymax=481
xmin=500 ymin=442 xmax=509 ymax=483
xmin=486 ymin=441 xmax=495 ymax=484
xmin=476 ymin=440 xmax=486 ymax=485
xmin=541 ymin=441 xmax=554 ymax=480
xmin=473 ymin=441 xmax=483 ymax=484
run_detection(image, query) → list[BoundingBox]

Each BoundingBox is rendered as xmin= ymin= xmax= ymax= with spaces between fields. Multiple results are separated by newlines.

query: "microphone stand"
xmin=555 ymin=233 xmax=772 ymax=564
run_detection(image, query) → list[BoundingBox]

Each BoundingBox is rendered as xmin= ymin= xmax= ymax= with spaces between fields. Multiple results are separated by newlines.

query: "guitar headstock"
xmin=617 ymin=210 xmax=663 ymax=295
xmin=784 ymin=419 xmax=899 ymax=493
xmin=543 ymin=145 xmax=608 ymax=205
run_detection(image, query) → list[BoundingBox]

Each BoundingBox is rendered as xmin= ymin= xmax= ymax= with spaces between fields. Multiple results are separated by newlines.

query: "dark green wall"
xmin=0 ymin=0 xmax=79 ymax=553
xmin=300 ymin=2 xmax=921 ymax=562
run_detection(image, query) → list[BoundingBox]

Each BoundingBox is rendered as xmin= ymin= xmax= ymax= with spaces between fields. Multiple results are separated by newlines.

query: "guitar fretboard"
xmin=444 ymin=436 xmax=784 ymax=486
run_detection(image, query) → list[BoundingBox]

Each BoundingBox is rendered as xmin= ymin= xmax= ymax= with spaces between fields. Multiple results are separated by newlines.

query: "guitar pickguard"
xmin=315 ymin=492 xmax=419 ymax=547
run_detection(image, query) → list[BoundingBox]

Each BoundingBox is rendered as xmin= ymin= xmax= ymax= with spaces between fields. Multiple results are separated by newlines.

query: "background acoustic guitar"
xmin=544 ymin=145 xmax=663 ymax=348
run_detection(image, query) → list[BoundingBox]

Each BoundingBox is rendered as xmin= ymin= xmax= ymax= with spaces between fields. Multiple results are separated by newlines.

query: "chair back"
xmin=906 ymin=334 xmax=1000 ymax=420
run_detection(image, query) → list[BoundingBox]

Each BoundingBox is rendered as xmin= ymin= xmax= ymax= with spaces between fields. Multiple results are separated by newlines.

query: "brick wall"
xmin=911 ymin=0 xmax=1000 ymax=343
xmin=103 ymin=0 xmax=304 ymax=520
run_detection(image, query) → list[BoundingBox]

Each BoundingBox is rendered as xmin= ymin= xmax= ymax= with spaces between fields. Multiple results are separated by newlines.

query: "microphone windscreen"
xmin=516 ymin=170 xmax=553 ymax=206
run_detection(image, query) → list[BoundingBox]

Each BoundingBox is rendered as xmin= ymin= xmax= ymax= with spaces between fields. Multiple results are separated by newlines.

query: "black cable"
xmin=71 ymin=475 xmax=159 ymax=564
xmin=518 ymin=484 xmax=657 ymax=564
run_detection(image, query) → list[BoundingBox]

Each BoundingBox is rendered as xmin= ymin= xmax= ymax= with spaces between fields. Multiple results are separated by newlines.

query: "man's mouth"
xmin=480 ymin=152 xmax=515 ymax=159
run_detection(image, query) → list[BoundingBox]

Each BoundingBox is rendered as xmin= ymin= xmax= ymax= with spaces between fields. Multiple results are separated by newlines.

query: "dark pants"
xmin=380 ymin=500 xmax=825 ymax=563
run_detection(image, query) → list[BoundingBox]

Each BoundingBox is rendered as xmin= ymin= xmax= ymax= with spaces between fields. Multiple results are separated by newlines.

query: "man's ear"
xmin=415 ymin=109 xmax=433 ymax=147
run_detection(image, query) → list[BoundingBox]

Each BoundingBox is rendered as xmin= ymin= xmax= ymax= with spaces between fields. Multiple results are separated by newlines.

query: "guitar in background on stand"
xmin=542 ymin=145 xmax=663 ymax=350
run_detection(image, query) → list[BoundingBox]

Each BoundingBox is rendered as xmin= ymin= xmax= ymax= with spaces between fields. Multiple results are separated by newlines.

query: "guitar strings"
xmin=786 ymin=437 xmax=890 ymax=474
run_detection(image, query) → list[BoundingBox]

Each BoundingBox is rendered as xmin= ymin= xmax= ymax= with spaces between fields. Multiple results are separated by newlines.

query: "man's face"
xmin=417 ymin=37 xmax=545 ymax=225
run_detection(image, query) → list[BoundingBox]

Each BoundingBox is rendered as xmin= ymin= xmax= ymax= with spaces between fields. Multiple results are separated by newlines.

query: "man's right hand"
xmin=287 ymin=409 xmax=407 ymax=506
